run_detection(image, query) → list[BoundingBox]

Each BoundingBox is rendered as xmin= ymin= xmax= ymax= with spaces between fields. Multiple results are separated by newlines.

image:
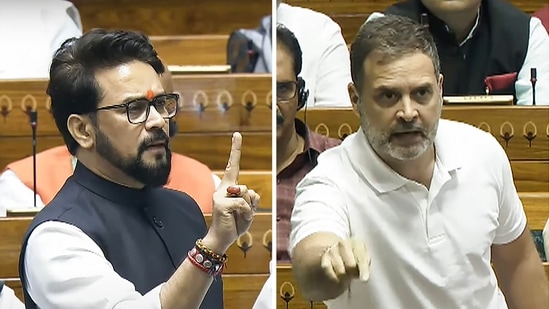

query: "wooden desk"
xmin=71 ymin=0 xmax=271 ymax=36
xmin=276 ymin=262 xmax=549 ymax=309
xmin=0 ymin=212 xmax=272 ymax=306
xmin=0 ymin=74 xmax=272 ymax=170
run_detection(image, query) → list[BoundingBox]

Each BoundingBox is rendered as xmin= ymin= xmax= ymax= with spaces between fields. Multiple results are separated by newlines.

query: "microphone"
xmin=420 ymin=13 xmax=429 ymax=28
xmin=30 ymin=110 xmax=37 ymax=208
xmin=530 ymin=68 xmax=537 ymax=106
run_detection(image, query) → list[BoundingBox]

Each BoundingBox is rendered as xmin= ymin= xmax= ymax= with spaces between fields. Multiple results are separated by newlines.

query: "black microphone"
xmin=30 ymin=110 xmax=38 ymax=208
xmin=420 ymin=13 xmax=429 ymax=28
xmin=530 ymin=68 xmax=537 ymax=106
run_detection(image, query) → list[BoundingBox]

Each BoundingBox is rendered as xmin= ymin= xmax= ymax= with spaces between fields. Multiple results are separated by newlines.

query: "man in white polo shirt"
xmin=289 ymin=14 xmax=549 ymax=309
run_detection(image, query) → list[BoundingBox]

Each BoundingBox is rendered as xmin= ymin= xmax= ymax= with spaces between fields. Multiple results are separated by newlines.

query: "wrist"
xmin=201 ymin=233 xmax=230 ymax=254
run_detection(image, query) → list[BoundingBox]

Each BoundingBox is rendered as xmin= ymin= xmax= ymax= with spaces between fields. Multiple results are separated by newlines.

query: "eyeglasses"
xmin=96 ymin=93 xmax=179 ymax=124
xmin=277 ymin=81 xmax=298 ymax=102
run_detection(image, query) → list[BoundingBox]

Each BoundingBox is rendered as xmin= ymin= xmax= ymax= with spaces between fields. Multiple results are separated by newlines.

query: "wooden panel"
xmin=3 ymin=279 xmax=22 ymax=302
xmin=205 ymin=213 xmax=272 ymax=275
xmin=520 ymin=192 xmax=549 ymax=230
xmin=512 ymin=161 xmax=549 ymax=192
xmin=276 ymin=262 xmax=549 ymax=309
xmin=71 ymin=0 xmax=271 ymax=36
xmin=214 ymin=170 xmax=273 ymax=210
xmin=287 ymin=0 xmax=549 ymax=43
xmin=4 ymin=275 xmax=269 ymax=307
xmin=0 ymin=74 xmax=271 ymax=137
xmin=224 ymin=274 xmax=269 ymax=309
xmin=151 ymin=35 xmax=228 ymax=66
xmin=0 ymin=133 xmax=270 ymax=175
xmin=0 ymin=213 xmax=271 ymax=279
xmin=174 ymin=74 xmax=272 ymax=133
xmin=277 ymin=263 xmax=326 ymax=309
xmin=0 ymin=217 xmax=27 ymax=278
xmin=297 ymin=106 xmax=549 ymax=161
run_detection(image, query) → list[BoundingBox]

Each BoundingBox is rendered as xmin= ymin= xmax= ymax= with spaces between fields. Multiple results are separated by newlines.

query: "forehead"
xmin=94 ymin=61 xmax=164 ymax=106
xmin=276 ymin=44 xmax=294 ymax=80
xmin=363 ymin=52 xmax=437 ymax=89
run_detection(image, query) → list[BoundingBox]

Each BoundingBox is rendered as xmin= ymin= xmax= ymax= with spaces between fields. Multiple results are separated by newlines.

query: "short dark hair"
xmin=47 ymin=29 xmax=165 ymax=155
xmin=276 ymin=23 xmax=302 ymax=78
xmin=350 ymin=14 xmax=440 ymax=92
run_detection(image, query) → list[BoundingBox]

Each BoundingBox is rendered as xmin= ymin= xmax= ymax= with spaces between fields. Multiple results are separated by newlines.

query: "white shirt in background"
xmin=0 ymin=283 xmax=25 ymax=309
xmin=277 ymin=3 xmax=352 ymax=107
xmin=0 ymin=0 xmax=83 ymax=79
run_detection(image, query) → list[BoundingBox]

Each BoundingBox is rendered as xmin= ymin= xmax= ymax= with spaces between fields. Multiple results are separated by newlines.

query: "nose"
xmin=396 ymin=96 xmax=418 ymax=122
xmin=145 ymin=105 xmax=166 ymax=131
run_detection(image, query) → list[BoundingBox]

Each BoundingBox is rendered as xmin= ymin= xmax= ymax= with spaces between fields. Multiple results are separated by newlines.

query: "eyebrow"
xmin=373 ymin=82 xmax=433 ymax=93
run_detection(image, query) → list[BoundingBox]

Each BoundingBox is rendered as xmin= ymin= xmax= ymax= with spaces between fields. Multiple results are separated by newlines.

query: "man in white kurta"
xmin=289 ymin=13 xmax=548 ymax=309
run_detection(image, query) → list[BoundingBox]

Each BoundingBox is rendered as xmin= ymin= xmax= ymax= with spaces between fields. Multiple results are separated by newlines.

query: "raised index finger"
xmin=220 ymin=132 xmax=242 ymax=186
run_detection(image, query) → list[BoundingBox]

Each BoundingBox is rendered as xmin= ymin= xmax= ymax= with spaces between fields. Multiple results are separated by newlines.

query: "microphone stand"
xmin=530 ymin=68 xmax=537 ymax=106
xmin=30 ymin=110 xmax=37 ymax=208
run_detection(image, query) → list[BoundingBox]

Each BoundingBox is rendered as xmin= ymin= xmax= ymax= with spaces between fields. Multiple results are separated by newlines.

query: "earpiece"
xmin=296 ymin=76 xmax=309 ymax=110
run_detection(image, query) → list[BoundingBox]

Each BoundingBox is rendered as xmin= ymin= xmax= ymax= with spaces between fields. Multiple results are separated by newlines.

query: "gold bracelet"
xmin=195 ymin=239 xmax=228 ymax=263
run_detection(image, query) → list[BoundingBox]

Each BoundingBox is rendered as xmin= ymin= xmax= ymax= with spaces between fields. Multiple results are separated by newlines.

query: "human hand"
xmin=321 ymin=237 xmax=371 ymax=284
xmin=202 ymin=132 xmax=260 ymax=254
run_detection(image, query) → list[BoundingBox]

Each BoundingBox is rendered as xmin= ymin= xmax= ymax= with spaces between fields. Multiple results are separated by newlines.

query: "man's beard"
xmin=95 ymin=129 xmax=172 ymax=188
xmin=361 ymin=112 xmax=437 ymax=161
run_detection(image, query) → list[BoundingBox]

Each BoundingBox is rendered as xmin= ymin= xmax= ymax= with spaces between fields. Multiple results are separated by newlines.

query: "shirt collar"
xmin=348 ymin=120 xmax=462 ymax=193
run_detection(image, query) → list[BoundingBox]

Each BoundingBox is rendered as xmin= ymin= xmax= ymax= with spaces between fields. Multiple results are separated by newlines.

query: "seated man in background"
xmin=277 ymin=1 xmax=352 ymax=107
xmin=0 ymin=0 xmax=83 ymax=79
xmin=276 ymin=23 xmax=341 ymax=262
xmin=289 ymin=14 xmax=548 ymax=308
xmin=0 ymin=65 xmax=220 ymax=215
xmin=383 ymin=0 xmax=549 ymax=105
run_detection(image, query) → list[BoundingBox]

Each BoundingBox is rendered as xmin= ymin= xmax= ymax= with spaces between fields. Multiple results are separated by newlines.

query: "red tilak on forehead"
xmin=146 ymin=90 xmax=154 ymax=100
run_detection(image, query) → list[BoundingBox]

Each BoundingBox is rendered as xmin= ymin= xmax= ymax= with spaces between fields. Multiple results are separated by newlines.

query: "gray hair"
xmin=350 ymin=14 xmax=441 ymax=92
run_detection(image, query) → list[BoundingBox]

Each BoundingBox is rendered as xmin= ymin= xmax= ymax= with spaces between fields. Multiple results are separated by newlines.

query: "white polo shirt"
xmin=289 ymin=119 xmax=527 ymax=309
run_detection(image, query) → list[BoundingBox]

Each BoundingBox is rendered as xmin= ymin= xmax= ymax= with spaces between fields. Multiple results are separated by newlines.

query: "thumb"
xmin=351 ymin=238 xmax=370 ymax=282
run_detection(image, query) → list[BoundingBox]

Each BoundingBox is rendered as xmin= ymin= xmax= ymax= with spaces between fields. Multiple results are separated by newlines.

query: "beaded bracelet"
xmin=195 ymin=239 xmax=228 ymax=262
xmin=187 ymin=239 xmax=228 ymax=278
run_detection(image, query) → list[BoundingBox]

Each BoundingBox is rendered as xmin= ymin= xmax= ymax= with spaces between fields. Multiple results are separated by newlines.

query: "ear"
xmin=348 ymin=82 xmax=361 ymax=118
xmin=67 ymin=114 xmax=95 ymax=150
xmin=437 ymin=73 xmax=444 ymax=105
xmin=438 ymin=74 xmax=444 ymax=95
